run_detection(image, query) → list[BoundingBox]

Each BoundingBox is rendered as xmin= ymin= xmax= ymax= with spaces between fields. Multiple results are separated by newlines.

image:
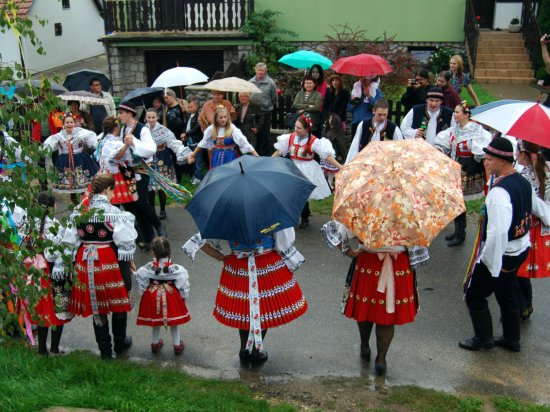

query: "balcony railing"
xmin=464 ymin=0 xmax=479 ymax=75
xmin=103 ymin=0 xmax=254 ymax=34
xmin=522 ymin=0 xmax=542 ymax=71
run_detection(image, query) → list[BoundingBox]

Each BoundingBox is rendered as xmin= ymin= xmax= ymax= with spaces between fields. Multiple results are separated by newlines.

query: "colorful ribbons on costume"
xmin=83 ymin=245 xmax=101 ymax=325
xmin=151 ymin=283 xmax=171 ymax=328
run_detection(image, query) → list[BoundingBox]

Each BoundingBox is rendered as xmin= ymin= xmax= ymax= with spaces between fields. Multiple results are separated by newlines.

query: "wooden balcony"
xmin=103 ymin=0 xmax=254 ymax=34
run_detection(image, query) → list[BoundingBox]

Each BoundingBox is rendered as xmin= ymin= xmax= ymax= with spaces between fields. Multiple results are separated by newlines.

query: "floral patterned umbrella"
xmin=332 ymin=139 xmax=465 ymax=248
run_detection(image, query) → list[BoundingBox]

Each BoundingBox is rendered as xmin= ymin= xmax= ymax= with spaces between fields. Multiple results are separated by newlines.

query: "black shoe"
xmin=114 ymin=336 xmax=133 ymax=354
xmin=458 ymin=336 xmax=495 ymax=350
xmin=239 ymin=349 xmax=251 ymax=364
xmin=494 ymin=336 xmax=520 ymax=352
xmin=159 ymin=210 xmax=167 ymax=220
xmin=447 ymin=234 xmax=465 ymax=247
xmin=93 ymin=321 xmax=112 ymax=359
xmin=298 ymin=219 xmax=309 ymax=229
xmin=250 ymin=350 xmax=268 ymax=366
xmin=360 ymin=345 xmax=371 ymax=362
xmin=444 ymin=232 xmax=456 ymax=241
xmin=112 ymin=314 xmax=132 ymax=354
xmin=374 ymin=360 xmax=387 ymax=376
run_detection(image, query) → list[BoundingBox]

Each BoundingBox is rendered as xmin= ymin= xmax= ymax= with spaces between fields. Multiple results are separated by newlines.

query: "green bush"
xmin=429 ymin=46 xmax=458 ymax=74
xmin=539 ymin=0 xmax=550 ymax=35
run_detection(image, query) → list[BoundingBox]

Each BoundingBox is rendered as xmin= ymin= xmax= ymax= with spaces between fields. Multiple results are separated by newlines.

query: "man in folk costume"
xmin=345 ymin=99 xmax=405 ymax=164
xmin=400 ymin=87 xmax=453 ymax=146
xmin=460 ymin=138 xmax=550 ymax=353
xmin=117 ymin=101 xmax=167 ymax=248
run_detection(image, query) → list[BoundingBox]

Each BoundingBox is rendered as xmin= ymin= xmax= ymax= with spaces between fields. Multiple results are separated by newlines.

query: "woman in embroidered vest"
xmin=272 ymin=115 xmax=343 ymax=229
xmin=182 ymin=228 xmax=307 ymax=366
xmin=136 ymin=237 xmax=190 ymax=355
xmin=145 ymin=109 xmax=191 ymax=219
xmin=64 ymin=173 xmax=137 ymax=359
xmin=43 ymin=113 xmax=98 ymax=205
xmin=94 ymin=116 xmax=137 ymax=205
xmin=26 ymin=192 xmax=72 ymax=356
xmin=434 ymin=103 xmax=491 ymax=246
xmin=516 ymin=141 xmax=550 ymax=321
xmin=321 ymin=220 xmax=429 ymax=376
xmin=188 ymin=105 xmax=258 ymax=169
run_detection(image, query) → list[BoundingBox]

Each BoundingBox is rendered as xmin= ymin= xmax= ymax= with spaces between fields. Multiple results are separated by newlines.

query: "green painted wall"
xmin=253 ymin=0 xmax=466 ymax=42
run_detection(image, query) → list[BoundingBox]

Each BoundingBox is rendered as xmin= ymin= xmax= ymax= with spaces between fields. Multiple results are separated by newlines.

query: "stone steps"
xmin=475 ymin=68 xmax=534 ymax=77
xmin=476 ymin=60 xmax=532 ymax=70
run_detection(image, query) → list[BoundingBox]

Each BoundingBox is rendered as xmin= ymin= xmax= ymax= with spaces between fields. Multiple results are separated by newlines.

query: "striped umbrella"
xmin=471 ymin=100 xmax=550 ymax=147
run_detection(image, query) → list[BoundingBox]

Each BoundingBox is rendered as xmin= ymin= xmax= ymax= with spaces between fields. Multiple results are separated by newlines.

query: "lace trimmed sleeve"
xmin=172 ymin=264 xmax=190 ymax=298
xmin=181 ymin=232 xmax=208 ymax=260
xmin=134 ymin=265 xmax=151 ymax=295
xmin=274 ymin=228 xmax=305 ymax=272
xmin=112 ymin=212 xmax=137 ymax=261
xmin=320 ymin=220 xmax=352 ymax=252
xmin=407 ymin=246 xmax=430 ymax=269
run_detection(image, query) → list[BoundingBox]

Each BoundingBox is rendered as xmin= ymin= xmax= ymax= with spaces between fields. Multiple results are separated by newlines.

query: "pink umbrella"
xmin=331 ymin=54 xmax=392 ymax=77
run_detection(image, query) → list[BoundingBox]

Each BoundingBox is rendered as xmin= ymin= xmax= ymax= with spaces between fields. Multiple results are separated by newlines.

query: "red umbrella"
xmin=331 ymin=54 xmax=393 ymax=77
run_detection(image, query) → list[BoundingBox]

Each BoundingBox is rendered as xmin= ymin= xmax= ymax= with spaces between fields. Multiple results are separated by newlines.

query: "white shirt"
xmin=401 ymin=108 xmax=454 ymax=146
xmin=480 ymin=184 xmax=550 ymax=277
xmin=121 ymin=122 xmax=156 ymax=164
xmin=346 ymin=120 xmax=405 ymax=164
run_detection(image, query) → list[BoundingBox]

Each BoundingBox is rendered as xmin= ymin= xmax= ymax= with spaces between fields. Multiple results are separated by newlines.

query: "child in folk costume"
xmin=145 ymin=109 xmax=192 ymax=220
xmin=43 ymin=113 xmax=98 ymax=204
xmin=182 ymin=228 xmax=307 ymax=366
xmin=63 ymin=173 xmax=137 ymax=359
xmin=322 ymin=220 xmax=429 ymax=376
xmin=24 ymin=192 xmax=72 ymax=356
xmin=135 ymin=237 xmax=190 ymax=355
xmin=320 ymin=113 xmax=347 ymax=190
xmin=187 ymin=105 xmax=259 ymax=169
xmin=94 ymin=116 xmax=137 ymax=205
xmin=272 ymin=115 xmax=343 ymax=228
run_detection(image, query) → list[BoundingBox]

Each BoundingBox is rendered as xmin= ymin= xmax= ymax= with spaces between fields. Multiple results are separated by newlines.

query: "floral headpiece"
xmin=300 ymin=114 xmax=313 ymax=128
xmin=461 ymin=100 xmax=471 ymax=114
xmin=215 ymin=105 xmax=228 ymax=114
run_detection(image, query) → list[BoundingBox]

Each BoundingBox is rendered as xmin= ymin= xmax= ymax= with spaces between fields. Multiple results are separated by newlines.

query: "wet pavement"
xmin=57 ymin=206 xmax=550 ymax=404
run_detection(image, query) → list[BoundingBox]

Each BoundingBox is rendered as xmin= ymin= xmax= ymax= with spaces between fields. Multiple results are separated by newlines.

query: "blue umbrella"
xmin=121 ymin=87 xmax=164 ymax=108
xmin=279 ymin=50 xmax=332 ymax=70
xmin=186 ymin=156 xmax=315 ymax=244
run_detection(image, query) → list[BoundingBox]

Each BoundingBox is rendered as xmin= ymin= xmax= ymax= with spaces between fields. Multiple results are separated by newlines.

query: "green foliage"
xmin=536 ymin=66 xmax=549 ymax=81
xmin=510 ymin=17 xmax=520 ymax=25
xmin=428 ymin=46 xmax=459 ymax=74
xmin=384 ymin=386 xmax=484 ymax=412
xmin=539 ymin=0 xmax=550 ymax=36
xmin=493 ymin=395 xmax=550 ymax=412
xmin=241 ymin=9 xmax=297 ymax=77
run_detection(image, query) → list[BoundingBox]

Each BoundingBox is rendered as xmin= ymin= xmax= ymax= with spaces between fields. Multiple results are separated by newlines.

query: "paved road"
xmin=60 ymin=207 xmax=550 ymax=403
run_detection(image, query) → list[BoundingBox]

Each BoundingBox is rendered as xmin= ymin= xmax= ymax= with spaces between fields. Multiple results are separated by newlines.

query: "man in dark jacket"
xmin=400 ymin=69 xmax=431 ymax=113
xmin=234 ymin=92 xmax=264 ymax=150
xmin=181 ymin=97 xmax=204 ymax=185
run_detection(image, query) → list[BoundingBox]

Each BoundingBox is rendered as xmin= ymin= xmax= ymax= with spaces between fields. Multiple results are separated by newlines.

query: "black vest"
xmin=359 ymin=119 xmax=398 ymax=151
xmin=129 ymin=122 xmax=145 ymax=140
xmin=411 ymin=104 xmax=453 ymax=135
xmin=493 ymin=173 xmax=532 ymax=241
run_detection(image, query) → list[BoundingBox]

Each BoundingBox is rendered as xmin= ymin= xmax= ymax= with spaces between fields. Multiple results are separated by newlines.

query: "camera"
xmin=409 ymin=78 xmax=418 ymax=85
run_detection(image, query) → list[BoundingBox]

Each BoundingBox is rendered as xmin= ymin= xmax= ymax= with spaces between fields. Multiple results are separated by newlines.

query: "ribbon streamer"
xmin=83 ymin=245 xmax=101 ymax=325
xmin=377 ymin=252 xmax=398 ymax=314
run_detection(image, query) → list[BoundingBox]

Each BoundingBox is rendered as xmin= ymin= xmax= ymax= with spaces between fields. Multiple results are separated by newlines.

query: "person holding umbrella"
xmin=272 ymin=115 xmax=343 ymax=229
xmin=80 ymin=78 xmax=116 ymax=135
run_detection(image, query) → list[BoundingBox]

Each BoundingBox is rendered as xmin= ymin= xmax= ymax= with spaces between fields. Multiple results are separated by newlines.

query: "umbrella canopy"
xmin=331 ymin=54 xmax=392 ymax=77
xmin=1 ymin=79 xmax=68 ymax=96
xmin=121 ymin=87 xmax=164 ymax=108
xmin=202 ymin=77 xmax=261 ymax=94
xmin=63 ymin=69 xmax=111 ymax=92
xmin=59 ymin=90 xmax=109 ymax=105
xmin=151 ymin=67 xmax=208 ymax=88
xmin=333 ymin=139 xmax=465 ymax=248
xmin=186 ymin=156 xmax=315 ymax=244
xmin=278 ymin=50 xmax=332 ymax=70
xmin=471 ymin=100 xmax=550 ymax=147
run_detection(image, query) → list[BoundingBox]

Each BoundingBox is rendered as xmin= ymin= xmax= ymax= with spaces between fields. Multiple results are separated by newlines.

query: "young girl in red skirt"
xmin=182 ymin=228 xmax=307 ymax=365
xmin=135 ymin=237 xmax=190 ymax=355
xmin=516 ymin=141 xmax=550 ymax=320
xmin=64 ymin=173 xmax=137 ymax=359
xmin=322 ymin=220 xmax=429 ymax=376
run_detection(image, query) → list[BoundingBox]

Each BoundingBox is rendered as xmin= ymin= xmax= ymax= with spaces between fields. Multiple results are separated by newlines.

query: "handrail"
xmin=464 ymin=0 xmax=480 ymax=75
xmin=522 ymin=0 xmax=542 ymax=70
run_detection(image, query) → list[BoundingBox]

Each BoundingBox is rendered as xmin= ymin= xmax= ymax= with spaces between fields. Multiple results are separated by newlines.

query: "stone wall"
xmin=107 ymin=46 xmax=147 ymax=98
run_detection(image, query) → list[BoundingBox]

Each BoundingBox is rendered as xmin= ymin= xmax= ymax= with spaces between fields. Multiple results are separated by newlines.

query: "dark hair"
xmin=520 ymin=141 xmax=548 ymax=199
xmin=89 ymin=78 xmax=101 ymax=86
xmin=91 ymin=173 xmax=115 ymax=194
xmin=373 ymin=99 xmax=389 ymax=111
xmin=102 ymin=116 xmax=118 ymax=135
xmin=416 ymin=69 xmax=430 ymax=80
xmin=308 ymin=64 xmax=325 ymax=86
xmin=456 ymin=102 xmax=474 ymax=116
xmin=301 ymin=75 xmax=317 ymax=91
xmin=68 ymin=100 xmax=80 ymax=108
xmin=152 ymin=95 xmax=163 ymax=104
xmin=187 ymin=96 xmax=199 ymax=105
xmin=296 ymin=114 xmax=313 ymax=132
xmin=328 ymin=74 xmax=343 ymax=92
xmin=327 ymin=113 xmax=342 ymax=130
xmin=438 ymin=71 xmax=452 ymax=82
xmin=152 ymin=237 xmax=171 ymax=274
xmin=36 ymin=191 xmax=55 ymax=238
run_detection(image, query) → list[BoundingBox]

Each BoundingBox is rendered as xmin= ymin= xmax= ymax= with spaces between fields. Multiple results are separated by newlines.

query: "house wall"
xmin=0 ymin=32 xmax=22 ymax=68
xmin=254 ymin=0 xmax=466 ymax=42
xmin=493 ymin=2 xmax=523 ymax=29
xmin=22 ymin=0 xmax=105 ymax=73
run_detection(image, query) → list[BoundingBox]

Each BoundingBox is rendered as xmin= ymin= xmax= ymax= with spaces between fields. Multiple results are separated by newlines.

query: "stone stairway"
xmin=475 ymin=30 xmax=534 ymax=84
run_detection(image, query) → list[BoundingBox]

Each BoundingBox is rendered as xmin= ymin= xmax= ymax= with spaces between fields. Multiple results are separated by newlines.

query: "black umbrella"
xmin=186 ymin=156 xmax=315 ymax=244
xmin=63 ymin=69 xmax=112 ymax=92
xmin=121 ymin=87 xmax=164 ymax=108
xmin=1 ymin=79 xmax=67 ymax=96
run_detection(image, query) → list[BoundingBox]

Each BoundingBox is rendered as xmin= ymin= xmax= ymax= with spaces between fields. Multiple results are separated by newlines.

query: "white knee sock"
xmin=170 ymin=326 xmax=180 ymax=345
xmin=152 ymin=326 xmax=161 ymax=344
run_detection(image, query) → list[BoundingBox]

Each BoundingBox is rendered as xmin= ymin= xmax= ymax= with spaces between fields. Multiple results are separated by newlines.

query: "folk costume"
xmin=346 ymin=118 xmax=404 ymax=164
xmin=43 ymin=127 xmax=98 ymax=193
xmin=198 ymin=123 xmax=255 ymax=168
xmin=182 ymin=228 xmax=307 ymax=356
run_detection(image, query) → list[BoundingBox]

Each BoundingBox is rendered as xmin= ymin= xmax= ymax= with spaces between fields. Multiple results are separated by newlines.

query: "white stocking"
xmin=170 ymin=326 xmax=180 ymax=345
xmin=152 ymin=326 xmax=161 ymax=344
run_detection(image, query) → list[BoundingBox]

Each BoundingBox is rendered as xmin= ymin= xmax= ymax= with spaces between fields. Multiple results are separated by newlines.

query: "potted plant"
xmin=509 ymin=17 xmax=521 ymax=32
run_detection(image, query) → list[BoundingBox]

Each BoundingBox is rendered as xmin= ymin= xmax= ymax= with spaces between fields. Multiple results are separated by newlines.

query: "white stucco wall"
xmin=22 ymin=0 xmax=105 ymax=73
xmin=493 ymin=2 xmax=523 ymax=30
xmin=0 ymin=31 xmax=22 ymax=68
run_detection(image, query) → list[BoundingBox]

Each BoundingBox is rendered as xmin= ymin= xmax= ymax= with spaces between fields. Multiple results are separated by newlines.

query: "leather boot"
xmin=112 ymin=313 xmax=132 ymax=354
xmin=448 ymin=215 xmax=466 ymax=247
xmin=459 ymin=309 xmax=495 ymax=350
xmin=445 ymin=220 xmax=459 ymax=241
xmin=93 ymin=321 xmax=113 ymax=359
xmin=495 ymin=310 xmax=521 ymax=352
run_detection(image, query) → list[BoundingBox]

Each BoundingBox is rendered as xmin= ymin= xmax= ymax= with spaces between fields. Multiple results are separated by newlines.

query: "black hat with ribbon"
xmin=483 ymin=137 xmax=515 ymax=163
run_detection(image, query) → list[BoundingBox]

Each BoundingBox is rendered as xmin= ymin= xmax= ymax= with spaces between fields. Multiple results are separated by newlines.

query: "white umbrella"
xmin=203 ymin=77 xmax=261 ymax=94
xmin=59 ymin=90 xmax=108 ymax=105
xmin=151 ymin=67 xmax=208 ymax=88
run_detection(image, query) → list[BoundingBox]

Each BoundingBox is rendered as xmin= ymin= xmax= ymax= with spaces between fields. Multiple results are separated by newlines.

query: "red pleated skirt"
xmin=111 ymin=171 xmax=137 ymax=204
xmin=137 ymin=283 xmax=191 ymax=327
xmin=213 ymin=251 xmax=307 ymax=330
xmin=344 ymin=251 xmax=418 ymax=325
xmin=517 ymin=218 xmax=550 ymax=278
xmin=68 ymin=245 xmax=131 ymax=317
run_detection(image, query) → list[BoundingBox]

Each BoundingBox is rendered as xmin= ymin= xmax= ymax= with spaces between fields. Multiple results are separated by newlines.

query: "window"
xmin=61 ymin=0 xmax=70 ymax=9
xmin=54 ymin=23 xmax=62 ymax=36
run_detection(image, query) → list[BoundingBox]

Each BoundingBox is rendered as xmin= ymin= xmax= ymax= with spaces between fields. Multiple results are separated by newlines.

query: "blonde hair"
xmin=450 ymin=55 xmax=464 ymax=74
xmin=212 ymin=106 xmax=233 ymax=138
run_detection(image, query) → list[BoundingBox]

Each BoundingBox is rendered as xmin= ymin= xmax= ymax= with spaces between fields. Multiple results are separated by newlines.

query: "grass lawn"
xmin=464 ymin=83 xmax=498 ymax=105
